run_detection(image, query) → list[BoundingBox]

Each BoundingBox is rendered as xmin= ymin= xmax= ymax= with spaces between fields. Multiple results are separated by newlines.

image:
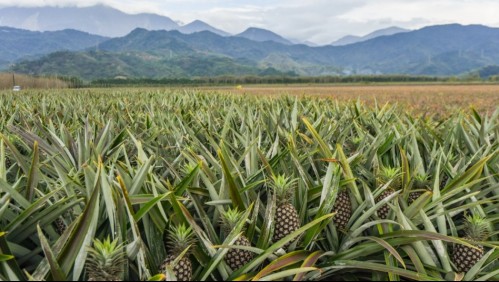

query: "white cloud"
xmin=339 ymin=0 xmax=499 ymax=29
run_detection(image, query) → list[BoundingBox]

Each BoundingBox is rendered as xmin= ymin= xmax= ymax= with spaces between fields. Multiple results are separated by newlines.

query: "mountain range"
xmin=0 ymin=5 xmax=280 ymax=40
xmin=2 ymin=5 xmax=499 ymax=80
xmin=7 ymin=23 xmax=499 ymax=80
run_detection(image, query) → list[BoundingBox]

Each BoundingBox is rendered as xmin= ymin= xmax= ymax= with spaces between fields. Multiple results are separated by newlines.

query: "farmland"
xmin=0 ymin=87 xmax=498 ymax=281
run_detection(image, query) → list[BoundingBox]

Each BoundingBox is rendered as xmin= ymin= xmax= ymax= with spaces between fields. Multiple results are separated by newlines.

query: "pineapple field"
xmin=0 ymin=88 xmax=498 ymax=281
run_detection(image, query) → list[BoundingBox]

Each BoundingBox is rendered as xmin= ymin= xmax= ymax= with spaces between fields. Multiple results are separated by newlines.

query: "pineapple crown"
xmin=269 ymin=174 xmax=297 ymax=205
xmin=464 ymin=214 xmax=491 ymax=241
xmin=166 ymin=224 xmax=196 ymax=256
xmin=221 ymin=207 xmax=245 ymax=235
xmin=413 ymin=174 xmax=430 ymax=189
xmin=86 ymin=237 xmax=126 ymax=280
xmin=377 ymin=167 xmax=402 ymax=190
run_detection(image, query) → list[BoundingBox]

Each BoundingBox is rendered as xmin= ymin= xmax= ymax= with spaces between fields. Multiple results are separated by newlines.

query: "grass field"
xmin=0 ymin=87 xmax=497 ymax=281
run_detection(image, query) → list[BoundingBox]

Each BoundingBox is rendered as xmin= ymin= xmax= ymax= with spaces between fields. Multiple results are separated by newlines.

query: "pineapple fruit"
xmin=332 ymin=190 xmax=352 ymax=230
xmin=271 ymin=175 xmax=301 ymax=248
xmin=161 ymin=224 xmax=195 ymax=281
xmin=375 ymin=167 xmax=402 ymax=219
xmin=221 ymin=208 xmax=254 ymax=270
xmin=452 ymin=214 xmax=491 ymax=273
xmin=54 ymin=217 xmax=67 ymax=235
xmin=86 ymin=237 xmax=126 ymax=281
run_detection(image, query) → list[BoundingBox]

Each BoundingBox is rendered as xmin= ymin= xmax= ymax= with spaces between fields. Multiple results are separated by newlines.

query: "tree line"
xmin=89 ymin=74 xmax=489 ymax=87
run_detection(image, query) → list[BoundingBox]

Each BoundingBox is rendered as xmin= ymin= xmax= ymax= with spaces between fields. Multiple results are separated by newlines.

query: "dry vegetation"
xmin=207 ymin=84 xmax=499 ymax=115
xmin=0 ymin=72 xmax=68 ymax=89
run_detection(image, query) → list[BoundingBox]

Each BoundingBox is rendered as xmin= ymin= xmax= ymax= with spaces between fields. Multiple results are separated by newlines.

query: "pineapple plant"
xmin=270 ymin=175 xmax=301 ymax=248
xmin=407 ymin=174 xmax=431 ymax=205
xmin=452 ymin=214 xmax=491 ymax=273
xmin=86 ymin=237 xmax=126 ymax=281
xmin=375 ymin=167 xmax=402 ymax=219
xmin=221 ymin=208 xmax=254 ymax=270
xmin=161 ymin=224 xmax=196 ymax=281
xmin=332 ymin=190 xmax=352 ymax=230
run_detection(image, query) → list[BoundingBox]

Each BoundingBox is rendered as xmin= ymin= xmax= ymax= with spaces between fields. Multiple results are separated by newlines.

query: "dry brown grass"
xmin=201 ymin=84 xmax=499 ymax=115
xmin=0 ymin=73 xmax=68 ymax=89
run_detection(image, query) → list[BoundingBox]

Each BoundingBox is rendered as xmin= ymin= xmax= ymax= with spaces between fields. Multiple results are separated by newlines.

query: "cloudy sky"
xmin=1 ymin=0 xmax=499 ymax=44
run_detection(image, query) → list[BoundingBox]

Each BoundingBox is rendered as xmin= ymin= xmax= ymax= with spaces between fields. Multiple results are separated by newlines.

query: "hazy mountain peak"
xmin=178 ymin=20 xmax=230 ymax=36
xmin=236 ymin=27 xmax=292 ymax=45
xmin=331 ymin=26 xmax=410 ymax=46
xmin=0 ymin=5 xmax=179 ymax=37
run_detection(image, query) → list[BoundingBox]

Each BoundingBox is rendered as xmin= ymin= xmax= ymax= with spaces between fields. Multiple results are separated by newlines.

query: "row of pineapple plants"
xmin=0 ymin=89 xmax=497 ymax=281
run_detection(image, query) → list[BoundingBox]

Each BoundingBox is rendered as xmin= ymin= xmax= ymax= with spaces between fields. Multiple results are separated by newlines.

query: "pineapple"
xmin=408 ymin=174 xmax=431 ymax=205
xmin=86 ymin=237 xmax=126 ymax=281
xmin=161 ymin=224 xmax=196 ymax=281
xmin=221 ymin=208 xmax=254 ymax=270
xmin=271 ymin=175 xmax=301 ymax=248
xmin=375 ymin=167 xmax=402 ymax=219
xmin=54 ymin=217 xmax=67 ymax=235
xmin=332 ymin=190 xmax=352 ymax=230
xmin=452 ymin=214 xmax=491 ymax=273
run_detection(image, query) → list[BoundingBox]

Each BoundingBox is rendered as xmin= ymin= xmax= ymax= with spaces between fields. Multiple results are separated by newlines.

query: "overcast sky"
xmin=1 ymin=0 xmax=499 ymax=44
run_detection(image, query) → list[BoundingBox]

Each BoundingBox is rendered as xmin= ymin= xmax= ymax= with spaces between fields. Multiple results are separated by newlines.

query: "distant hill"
xmin=11 ymin=24 xmax=499 ymax=78
xmin=235 ymin=28 xmax=293 ymax=45
xmin=331 ymin=26 xmax=410 ymax=46
xmin=178 ymin=20 xmax=230 ymax=36
xmin=0 ymin=26 xmax=107 ymax=69
xmin=11 ymin=50 xmax=292 ymax=80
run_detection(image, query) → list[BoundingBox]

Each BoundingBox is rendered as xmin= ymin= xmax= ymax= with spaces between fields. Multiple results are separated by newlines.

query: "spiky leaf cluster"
xmin=166 ymin=224 xmax=196 ymax=256
xmin=86 ymin=237 xmax=126 ymax=282
xmin=221 ymin=207 xmax=244 ymax=235
xmin=377 ymin=167 xmax=402 ymax=190
xmin=463 ymin=214 xmax=491 ymax=241
xmin=270 ymin=174 xmax=298 ymax=205
xmin=413 ymin=174 xmax=430 ymax=189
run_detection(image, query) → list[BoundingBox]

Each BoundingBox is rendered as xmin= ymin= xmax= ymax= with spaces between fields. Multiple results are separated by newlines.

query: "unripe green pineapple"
xmin=332 ymin=190 xmax=352 ymax=230
xmin=271 ymin=175 xmax=301 ymax=248
xmin=408 ymin=174 xmax=431 ymax=205
xmin=221 ymin=208 xmax=254 ymax=270
xmin=452 ymin=214 xmax=491 ymax=273
xmin=86 ymin=237 xmax=126 ymax=281
xmin=375 ymin=167 xmax=402 ymax=219
xmin=161 ymin=224 xmax=196 ymax=281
